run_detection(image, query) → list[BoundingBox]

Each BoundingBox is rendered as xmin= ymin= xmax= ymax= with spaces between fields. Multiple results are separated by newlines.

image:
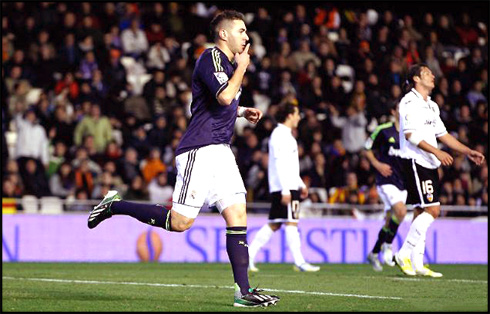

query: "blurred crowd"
xmin=1 ymin=2 xmax=488 ymax=214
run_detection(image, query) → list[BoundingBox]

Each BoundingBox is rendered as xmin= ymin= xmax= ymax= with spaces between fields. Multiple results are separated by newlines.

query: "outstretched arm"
xmin=437 ymin=133 xmax=485 ymax=166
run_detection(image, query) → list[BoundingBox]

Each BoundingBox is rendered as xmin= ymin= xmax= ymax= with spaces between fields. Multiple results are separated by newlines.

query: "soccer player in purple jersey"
xmin=87 ymin=10 xmax=279 ymax=307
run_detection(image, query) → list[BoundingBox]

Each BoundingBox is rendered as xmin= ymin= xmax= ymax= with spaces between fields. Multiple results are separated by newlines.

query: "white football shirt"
xmin=268 ymin=124 xmax=306 ymax=194
xmin=399 ymin=88 xmax=448 ymax=169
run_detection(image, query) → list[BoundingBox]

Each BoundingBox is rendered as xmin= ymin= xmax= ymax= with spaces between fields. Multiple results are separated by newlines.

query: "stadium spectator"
xmin=402 ymin=14 xmax=424 ymax=42
xmin=146 ymin=41 xmax=171 ymax=72
xmin=307 ymin=152 xmax=328 ymax=188
xmin=67 ymin=188 xmax=92 ymax=211
xmin=250 ymin=7 xmax=274 ymax=52
xmin=91 ymin=171 xmax=116 ymax=199
xmin=49 ymin=162 xmax=76 ymax=199
xmin=14 ymin=106 xmax=50 ymax=169
xmin=79 ymin=16 xmax=104 ymax=50
xmin=2 ymin=177 xmax=22 ymax=199
xmin=4 ymin=49 xmax=35 ymax=83
xmin=148 ymin=171 xmax=174 ymax=205
xmin=74 ymin=158 xmax=95 ymax=197
xmin=124 ymin=175 xmax=149 ymax=201
xmin=147 ymin=114 xmax=170 ymax=148
xmin=141 ymin=147 xmax=166 ymax=184
xmin=121 ymin=18 xmax=149 ymax=60
xmin=424 ymin=46 xmax=443 ymax=80
xmin=101 ymin=160 xmax=127 ymax=194
xmin=21 ymin=157 xmax=51 ymax=197
xmin=329 ymin=103 xmax=368 ymax=154
xmin=245 ymin=150 xmax=269 ymax=202
xmin=166 ymin=2 xmax=185 ymax=38
xmin=289 ymin=40 xmax=321 ymax=73
xmin=436 ymin=14 xmax=460 ymax=47
xmin=74 ymin=103 xmax=113 ymax=153
xmin=419 ymin=13 xmax=436 ymax=44
xmin=71 ymin=147 xmax=102 ymax=177
xmin=77 ymin=51 xmax=98 ymax=81
xmin=47 ymin=141 xmax=68 ymax=178
xmin=328 ymin=171 xmax=366 ymax=205
xmin=455 ymin=12 xmax=480 ymax=47
xmin=127 ymin=124 xmax=151 ymax=159
xmin=466 ymin=81 xmax=487 ymax=109
xmin=100 ymin=3 xmax=119 ymax=33
xmin=118 ymin=146 xmax=141 ymax=185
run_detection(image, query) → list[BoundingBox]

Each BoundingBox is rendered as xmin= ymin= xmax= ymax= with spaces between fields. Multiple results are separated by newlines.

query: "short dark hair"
xmin=210 ymin=10 xmax=245 ymax=41
xmin=403 ymin=63 xmax=429 ymax=93
xmin=275 ymin=103 xmax=298 ymax=123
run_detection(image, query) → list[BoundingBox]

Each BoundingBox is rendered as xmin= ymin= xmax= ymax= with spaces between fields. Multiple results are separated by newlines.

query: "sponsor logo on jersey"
xmin=424 ymin=119 xmax=437 ymax=126
xmin=214 ymin=72 xmax=229 ymax=85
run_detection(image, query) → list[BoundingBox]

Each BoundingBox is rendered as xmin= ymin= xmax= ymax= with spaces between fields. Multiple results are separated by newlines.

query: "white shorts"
xmin=376 ymin=184 xmax=408 ymax=212
xmin=172 ymin=144 xmax=246 ymax=219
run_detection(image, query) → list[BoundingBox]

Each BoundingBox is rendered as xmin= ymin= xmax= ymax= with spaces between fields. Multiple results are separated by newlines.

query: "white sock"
xmin=285 ymin=225 xmax=306 ymax=266
xmin=398 ymin=212 xmax=434 ymax=258
xmin=411 ymin=232 xmax=426 ymax=271
xmin=248 ymin=224 xmax=274 ymax=263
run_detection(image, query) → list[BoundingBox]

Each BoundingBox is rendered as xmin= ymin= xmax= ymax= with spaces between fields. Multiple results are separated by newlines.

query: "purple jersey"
xmin=175 ymin=47 xmax=241 ymax=156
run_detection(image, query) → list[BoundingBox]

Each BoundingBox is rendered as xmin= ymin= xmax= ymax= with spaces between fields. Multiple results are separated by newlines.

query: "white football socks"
xmin=398 ymin=211 xmax=434 ymax=259
xmin=248 ymin=224 xmax=274 ymax=263
xmin=285 ymin=225 xmax=306 ymax=267
xmin=411 ymin=231 xmax=426 ymax=271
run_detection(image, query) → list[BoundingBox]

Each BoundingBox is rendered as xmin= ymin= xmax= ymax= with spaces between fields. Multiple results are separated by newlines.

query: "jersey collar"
xmin=278 ymin=123 xmax=292 ymax=133
xmin=214 ymin=46 xmax=234 ymax=66
xmin=410 ymin=88 xmax=431 ymax=102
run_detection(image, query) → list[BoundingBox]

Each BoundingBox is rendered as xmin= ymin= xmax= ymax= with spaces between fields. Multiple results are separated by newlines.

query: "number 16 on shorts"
xmin=421 ymin=180 xmax=435 ymax=203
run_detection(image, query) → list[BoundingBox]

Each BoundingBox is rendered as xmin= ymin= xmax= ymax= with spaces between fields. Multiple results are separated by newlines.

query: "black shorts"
xmin=268 ymin=190 xmax=300 ymax=222
xmin=402 ymin=158 xmax=440 ymax=208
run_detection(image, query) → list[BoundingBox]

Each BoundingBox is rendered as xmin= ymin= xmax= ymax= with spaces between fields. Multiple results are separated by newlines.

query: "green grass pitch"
xmin=2 ymin=263 xmax=487 ymax=312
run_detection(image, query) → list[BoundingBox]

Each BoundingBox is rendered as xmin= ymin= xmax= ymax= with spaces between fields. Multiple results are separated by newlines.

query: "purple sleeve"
xmin=197 ymin=50 xmax=229 ymax=99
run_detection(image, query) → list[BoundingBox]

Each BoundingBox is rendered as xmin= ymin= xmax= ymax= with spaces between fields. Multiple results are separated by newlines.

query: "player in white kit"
xmin=394 ymin=64 xmax=485 ymax=277
xmin=248 ymin=103 xmax=320 ymax=273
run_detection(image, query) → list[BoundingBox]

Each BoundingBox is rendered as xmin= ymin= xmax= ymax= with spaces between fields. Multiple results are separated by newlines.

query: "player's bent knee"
xmin=170 ymin=210 xmax=195 ymax=232
xmin=392 ymin=202 xmax=407 ymax=221
xmin=171 ymin=219 xmax=194 ymax=232
xmin=221 ymin=203 xmax=247 ymax=226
